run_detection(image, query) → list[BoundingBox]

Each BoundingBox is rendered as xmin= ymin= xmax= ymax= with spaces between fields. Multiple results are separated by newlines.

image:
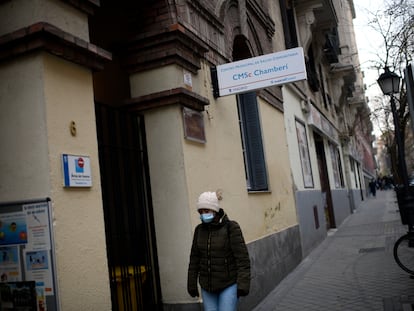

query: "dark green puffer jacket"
xmin=187 ymin=210 xmax=250 ymax=295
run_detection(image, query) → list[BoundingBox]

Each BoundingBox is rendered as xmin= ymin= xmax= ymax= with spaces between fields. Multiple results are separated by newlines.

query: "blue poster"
xmin=0 ymin=212 xmax=28 ymax=245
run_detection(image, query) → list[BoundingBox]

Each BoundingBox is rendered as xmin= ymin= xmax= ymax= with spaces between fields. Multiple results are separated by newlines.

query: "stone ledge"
xmin=122 ymin=23 xmax=209 ymax=74
xmin=124 ymin=87 xmax=209 ymax=112
xmin=0 ymin=22 xmax=111 ymax=70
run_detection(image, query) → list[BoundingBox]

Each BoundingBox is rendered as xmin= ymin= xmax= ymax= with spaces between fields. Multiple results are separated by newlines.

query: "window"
xmin=329 ymin=142 xmax=345 ymax=188
xmin=306 ymin=45 xmax=320 ymax=92
xmin=318 ymin=64 xmax=329 ymax=110
xmin=237 ymin=92 xmax=268 ymax=191
xmin=295 ymin=120 xmax=314 ymax=188
xmin=323 ymin=28 xmax=340 ymax=63
xmin=279 ymin=0 xmax=298 ymax=48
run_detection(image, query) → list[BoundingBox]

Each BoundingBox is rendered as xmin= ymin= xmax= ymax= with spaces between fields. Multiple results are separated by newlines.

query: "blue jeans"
xmin=201 ymin=283 xmax=238 ymax=311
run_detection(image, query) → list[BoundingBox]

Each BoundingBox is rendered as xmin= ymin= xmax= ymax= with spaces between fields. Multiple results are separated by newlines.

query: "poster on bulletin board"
xmin=0 ymin=198 xmax=59 ymax=311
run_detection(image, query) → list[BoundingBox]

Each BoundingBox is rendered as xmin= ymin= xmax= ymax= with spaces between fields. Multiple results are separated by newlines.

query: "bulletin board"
xmin=0 ymin=198 xmax=59 ymax=311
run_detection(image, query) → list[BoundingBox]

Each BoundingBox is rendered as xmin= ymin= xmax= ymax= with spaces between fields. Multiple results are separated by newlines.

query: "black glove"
xmin=188 ymin=289 xmax=199 ymax=298
xmin=237 ymin=289 xmax=248 ymax=298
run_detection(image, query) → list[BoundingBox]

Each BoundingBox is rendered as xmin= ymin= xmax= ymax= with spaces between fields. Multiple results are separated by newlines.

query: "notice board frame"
xmin=0 ymin=198 xmax=59 ymax=311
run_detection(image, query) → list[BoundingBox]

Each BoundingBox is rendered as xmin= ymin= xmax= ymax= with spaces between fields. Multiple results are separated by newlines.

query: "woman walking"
xmin=187 ymin=191 xmax=250 ymax=311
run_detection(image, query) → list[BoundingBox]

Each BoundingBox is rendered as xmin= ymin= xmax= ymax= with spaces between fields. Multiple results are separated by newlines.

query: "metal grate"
xmin=96 ymin=103 xmax=162 ymax=311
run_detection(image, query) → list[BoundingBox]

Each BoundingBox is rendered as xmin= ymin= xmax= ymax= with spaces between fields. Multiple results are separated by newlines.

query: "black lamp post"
xmin=377 ymin=67 xmax=408 ymax=188
xmin=378 ymin=67 xmax=413 ymax=229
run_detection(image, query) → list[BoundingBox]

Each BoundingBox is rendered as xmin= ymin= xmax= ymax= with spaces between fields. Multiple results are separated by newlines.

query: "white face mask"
xmin=200 ymin=213 xmax=215 ymax=223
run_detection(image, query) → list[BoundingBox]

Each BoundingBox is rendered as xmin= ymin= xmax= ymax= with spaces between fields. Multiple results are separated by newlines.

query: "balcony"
xmin=347 ymin=84 xmax=367 ymax=108
xmin=295 ymin=0 xmax=337 ymax=28
xmin=294 ymin=0 xmax=339 ymax=62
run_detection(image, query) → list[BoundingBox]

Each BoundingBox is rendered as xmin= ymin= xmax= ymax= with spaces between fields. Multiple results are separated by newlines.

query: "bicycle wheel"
xmin=393 ymin=234 xmax=414 ymax=275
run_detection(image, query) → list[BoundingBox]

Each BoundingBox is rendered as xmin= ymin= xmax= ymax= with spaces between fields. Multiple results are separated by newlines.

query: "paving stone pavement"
xmin=252 ymin=190 xmax=414 ymax=311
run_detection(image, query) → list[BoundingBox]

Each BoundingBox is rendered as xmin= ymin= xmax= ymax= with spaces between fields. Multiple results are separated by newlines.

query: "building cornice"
xmin=0 ymin=22 xmax=111 ymax=70
xmin=121 ymin=23 xmax=209 ymax=74
xmin=124 ymin=87 xmax=210 ymax=112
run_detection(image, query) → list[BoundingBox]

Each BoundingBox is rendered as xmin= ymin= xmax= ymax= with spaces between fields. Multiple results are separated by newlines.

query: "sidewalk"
xmin=253 ymin=190 xmax=414 ymax=311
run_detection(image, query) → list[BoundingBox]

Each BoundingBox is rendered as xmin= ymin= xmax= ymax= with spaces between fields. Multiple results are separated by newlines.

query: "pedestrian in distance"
xmin=369 ymin=178 xmax=377 ymax=197
xmin=187 ymin=190 xmax=251 ymax=311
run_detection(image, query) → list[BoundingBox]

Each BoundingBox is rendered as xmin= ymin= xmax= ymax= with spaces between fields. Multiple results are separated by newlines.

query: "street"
xmin=253 ymin=190 xmax=414 ymax=310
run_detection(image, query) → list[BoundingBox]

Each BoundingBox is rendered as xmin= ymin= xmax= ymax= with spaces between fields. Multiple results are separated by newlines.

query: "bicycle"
xmin=393 ymin=228 xmax=414 ymax=275
xmin=393 ymin=185 xmax=414 ymax=275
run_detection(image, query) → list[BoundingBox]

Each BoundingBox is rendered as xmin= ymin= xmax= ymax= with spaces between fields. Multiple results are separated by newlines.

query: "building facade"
xmin=281 ymin=0 xmax=375 ymax=257
xmin=0 ymin=0 xmax=374 ymax=310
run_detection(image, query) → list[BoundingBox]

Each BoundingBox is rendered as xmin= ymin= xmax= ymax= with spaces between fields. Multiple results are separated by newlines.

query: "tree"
xmin=365 ymin=0 xmax=414 ymax=183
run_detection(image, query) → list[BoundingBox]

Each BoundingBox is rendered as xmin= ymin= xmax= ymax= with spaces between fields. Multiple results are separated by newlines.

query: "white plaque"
xmin=62 ymin=154 xmax=92 ymax=187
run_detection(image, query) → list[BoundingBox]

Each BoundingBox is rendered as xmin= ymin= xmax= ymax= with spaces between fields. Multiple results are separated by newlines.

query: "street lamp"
xmin=378 ymin=67 xmax=413 ymax=228
xmin=377 ymin=66 xmax=401 ymax=95
xmin=377 ymin=67 xmax=408 ymax=187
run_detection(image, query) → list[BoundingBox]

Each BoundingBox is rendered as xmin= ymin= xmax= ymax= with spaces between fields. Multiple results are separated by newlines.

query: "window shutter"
xmin=239 ymin=92 xmax=268 ymax=190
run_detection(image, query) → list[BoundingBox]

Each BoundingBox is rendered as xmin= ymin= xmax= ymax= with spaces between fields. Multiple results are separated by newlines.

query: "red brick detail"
xmin=122 ymin=23 xmax=209 ymax=74
xmin=0 ymin=22 xmax=112 ymax=70
xmin=124 ymin=87 xmax=209 ymax=112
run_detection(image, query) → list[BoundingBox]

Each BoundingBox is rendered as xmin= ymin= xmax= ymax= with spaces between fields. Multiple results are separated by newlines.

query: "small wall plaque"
xmin=182 ymin=107 xmax=206 ymax=143
xmin=62 ymin=154 xmax=92 ymax=187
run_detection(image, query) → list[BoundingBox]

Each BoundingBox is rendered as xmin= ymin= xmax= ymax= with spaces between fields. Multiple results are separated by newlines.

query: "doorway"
xmin=95 ymin=103 xmax=162 ymax=310
xmin=314 ymin=132 xmax=336 ymax=229
xmin=355 ymin=161 xmax=364 ymax=201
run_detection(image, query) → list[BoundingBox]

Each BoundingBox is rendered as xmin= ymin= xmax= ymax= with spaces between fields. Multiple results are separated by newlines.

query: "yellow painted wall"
xmin=144 ymin=105 xmax=194 ymax=304
xmin=0 ymin=54 xmax=51 ymax=200
xmin=0 ymin=0 xmax=301 ymax=308
xmin=183 ymin=83 xmax=298 ymax=240
xmin=0 ymin=1 xmax=110 ymax=308
xmin=43 ymin=53 xmax=110 ymax=310
xmin=258 ymin=97 xmax=298 ymax=232
xmin=0 ymin=52 xmax=111 ymax=310
xmin=135 ymin=59 xmax=298 ymax=303
xmin=283 ymin=85 xmax=321 ymax=190
xmin=0 ymin=0 xmax=89 ymax=40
